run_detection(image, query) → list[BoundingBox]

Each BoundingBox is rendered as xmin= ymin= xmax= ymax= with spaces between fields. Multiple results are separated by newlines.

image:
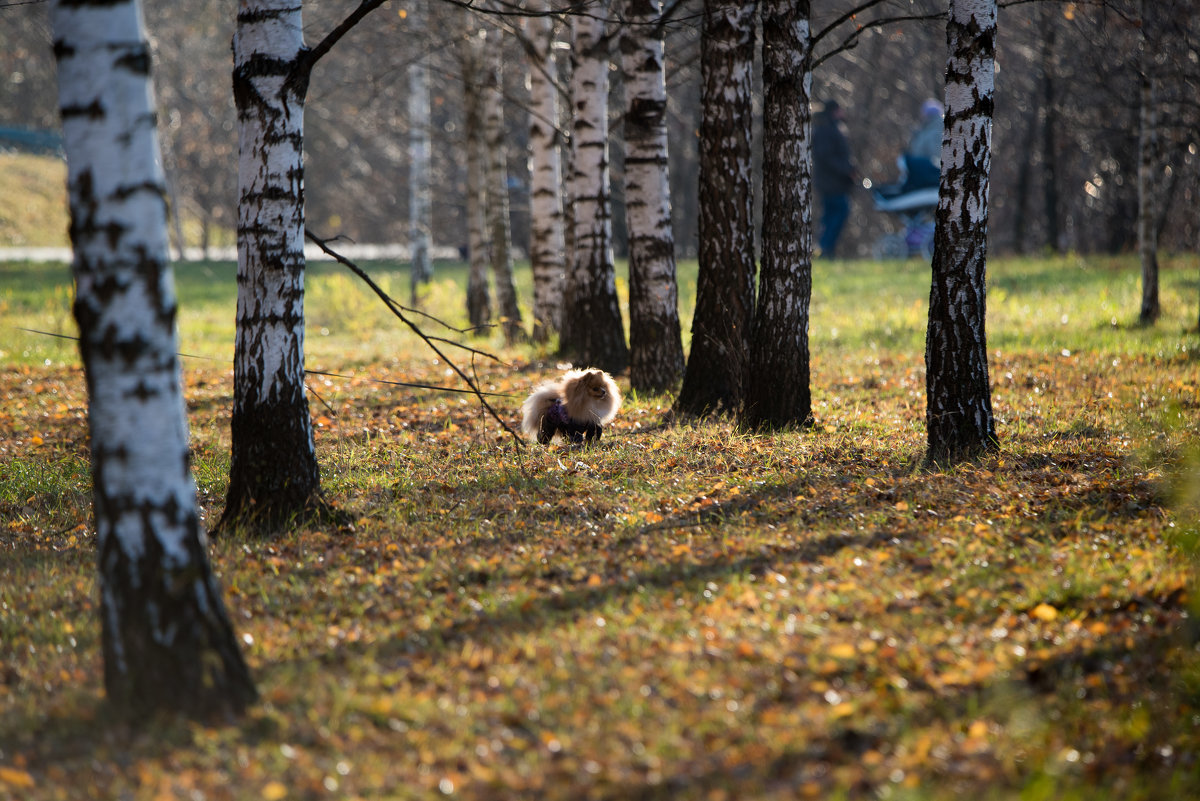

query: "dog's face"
xmin=581 ymin=370 xmax=609 ymax=401
xmin=565 ymin=369 xmax=615 ymax=417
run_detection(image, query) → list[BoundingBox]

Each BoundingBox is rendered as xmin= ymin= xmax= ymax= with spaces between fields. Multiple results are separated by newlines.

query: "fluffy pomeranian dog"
xmin=520 ymin=368 xmax=621 ymax=445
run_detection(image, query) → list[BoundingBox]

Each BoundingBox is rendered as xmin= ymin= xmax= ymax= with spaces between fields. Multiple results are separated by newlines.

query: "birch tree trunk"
xmin=622 ymin=0 xmax=684 ymax=393
xmin=1137 ymin=0 xmax=1160 ymax=325
xmin=225 ymin=0 xmax=323 ymax=529
xmin=485 ymin=42 xmax=525 ymax=343
xmin=924 ymin=0 xmax=999 ymax=465
xmin=461 ymin=27 xmax=492 ymax=332
xmin=559 ymin=47 xmax=577 ymax=299
xmin=526 ymin=0 xmax=567 ymax=343
xmin=1038 ymin=7 xmax=1061 ymax=253
xmin=53 ymin=0 xmax=255 ymax=719
xmin=674 ymin=0 xmax=757 ymax=417
xmin=408 ymin=0 xmax=434 ymax=305
xmin=743 ymin=0 xmax=813 ymax=430
xmin=560 ymin=0 xmax=629 ymax=372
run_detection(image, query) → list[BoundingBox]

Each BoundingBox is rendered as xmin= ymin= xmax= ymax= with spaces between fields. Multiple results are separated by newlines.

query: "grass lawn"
xmin=1 ymin=252 xmax=1199 ymax=800
xmin=0 ymin=153 xmax=69 ymax=249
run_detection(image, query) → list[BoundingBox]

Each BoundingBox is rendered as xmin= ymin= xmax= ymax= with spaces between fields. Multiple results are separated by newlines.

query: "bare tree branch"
xmin=813 ymin=1 xmax=945 ymax=71
xmin=306 ymin=369 xmax=516 ymax=397
xmin=306 ymin=230 xmax=526 ymax=448
xmin=813 ymin=0 xmax=894 ymax=48
xmin=296 ymin=0 xmax=391 ymax=84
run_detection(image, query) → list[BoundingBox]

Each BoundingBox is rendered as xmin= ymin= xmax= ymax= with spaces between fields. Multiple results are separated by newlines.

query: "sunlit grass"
xmin=0 ymin=154 xmax=70 ymax=249
xmin=1 ymin=252 xmax=1198 ymax=800
xmin=3 ymin=252 xmax=1197 ymax=367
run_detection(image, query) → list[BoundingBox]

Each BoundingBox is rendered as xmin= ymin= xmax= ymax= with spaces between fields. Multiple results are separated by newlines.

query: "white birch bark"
xmin=484 ymin=42 xmax=525 ymax=342
xmin=408 ymin=0 xmax=434 ymax=303
xmin=622 ymin=0 xmax=683 ymax=393
xmin=924 ymin=0 xmax=998 ymax=464
xmin=227 ymin=0 xmax=322 ymax=525
xmin=53 ymin=0 xmax=254 ymax=718
xmin=560 ymin=0 xmax=628 ymax=370
xmin=460 ymin=26 xmax=492 ymax=330
xmin=526 ymin=0 xmax=567 ymax=343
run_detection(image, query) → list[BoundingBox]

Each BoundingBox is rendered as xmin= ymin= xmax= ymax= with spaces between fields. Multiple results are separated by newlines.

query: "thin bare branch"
xmin=814 ymin=2 xmax=945 ymax=71
xmin=297 ymin=0 xmax=391 ymax=81
xmin=307 ymin=230 xmax=526 ymax=448
xmin=305 ymin=369 xmax=517 ymax=397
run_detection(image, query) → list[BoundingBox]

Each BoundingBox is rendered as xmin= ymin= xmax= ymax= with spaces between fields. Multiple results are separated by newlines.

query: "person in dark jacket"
xmin=812 ymin=99 xmax=857 ymax=258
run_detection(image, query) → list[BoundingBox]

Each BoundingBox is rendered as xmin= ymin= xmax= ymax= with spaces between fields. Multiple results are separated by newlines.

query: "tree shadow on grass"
xmin=8 ymin=442 xmax=1188 ymax=797
xmin=588 ymin=609 xmax=1198 ymax=801
xmin=311 ymin=516 xmax=892 ymax=671
xmin=355 ymin=548 xmax=1190 ymax=800
xmin=295 ymin=434 xmax=1175 ymax=674
xmin=0 ymin=484 xmax=885 ymax=793
xmin=11 ymin=582 xmax=1192 ymax=801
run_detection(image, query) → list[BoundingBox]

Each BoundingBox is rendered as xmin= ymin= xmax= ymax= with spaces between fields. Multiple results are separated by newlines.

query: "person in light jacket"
xmin=908 ymin=98 xmax=944 ymax=167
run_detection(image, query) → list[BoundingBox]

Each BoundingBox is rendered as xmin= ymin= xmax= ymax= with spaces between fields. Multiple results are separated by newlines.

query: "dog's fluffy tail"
xmin=520 ymin=382 xmax=562 ymax=439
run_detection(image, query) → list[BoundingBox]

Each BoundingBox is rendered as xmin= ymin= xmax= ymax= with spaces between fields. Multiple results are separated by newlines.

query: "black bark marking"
xmin=114 ymin=48 xmax=150 ymax=76
xmin=236 ymin=4 xmax=303 ymax=26
xmin=61 ymin=100 xmax=105 ymax=120
xmin=112 ymin=181 xmax=164 ymax=202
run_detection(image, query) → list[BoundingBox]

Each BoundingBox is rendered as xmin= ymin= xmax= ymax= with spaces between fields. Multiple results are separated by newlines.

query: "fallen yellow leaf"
xmin=0 ymin=767 xmax=35 ymax=788
xmin=262 ymin=780 xmax=287 ymax=800
xmin=828 ymin=642 xmax=856 ymax=659
xmin=1031 ymin=603 xmax=1059 ymax=622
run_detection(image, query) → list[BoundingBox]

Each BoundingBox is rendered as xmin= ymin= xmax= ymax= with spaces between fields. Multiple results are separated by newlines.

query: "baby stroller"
xmin=870 ymin=154 xmax=939 ymax=260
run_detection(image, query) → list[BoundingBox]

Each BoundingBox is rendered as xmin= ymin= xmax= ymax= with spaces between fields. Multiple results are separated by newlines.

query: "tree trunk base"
xmin=215 ymin=492 xmax=353 ymax=537
xmin=100 ymin=527 xmax=258 ymax=723
xmin=740 ymin=408 xmax=815 ymax=433
xmin=923 ymin=438 xmax=1000 ymax=469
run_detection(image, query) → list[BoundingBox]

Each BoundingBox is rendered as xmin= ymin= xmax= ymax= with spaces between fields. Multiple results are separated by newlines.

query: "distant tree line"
xmin=6 ymin=0 xmax=1198 ymax=258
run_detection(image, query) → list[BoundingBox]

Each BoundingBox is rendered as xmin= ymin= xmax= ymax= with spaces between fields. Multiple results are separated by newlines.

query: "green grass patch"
xmin=1 ymin=253 xmax=1198 ymax=800
xmin=0 ymin=153 xmax=70 ymax=248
